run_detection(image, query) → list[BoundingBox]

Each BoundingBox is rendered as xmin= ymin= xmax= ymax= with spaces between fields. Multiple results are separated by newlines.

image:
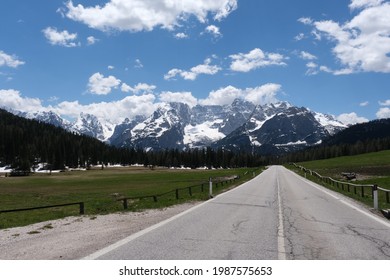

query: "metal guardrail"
xmin=292 ymin=163 xmax=390 ymax=210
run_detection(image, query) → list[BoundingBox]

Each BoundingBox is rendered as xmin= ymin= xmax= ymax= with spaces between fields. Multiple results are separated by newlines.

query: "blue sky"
xmin=0 ymin=0 xmax=389 ymax=125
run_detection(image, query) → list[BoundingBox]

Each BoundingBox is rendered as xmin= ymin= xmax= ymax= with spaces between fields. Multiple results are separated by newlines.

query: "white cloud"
xmin=244 ymin=84 xmax=282 ymax=105
xmin=294 ymin=33 xmax=305 ymax=41
xmin=376 ymin=107 xmax=390 ymax=119
xmin=52 ymin=94 xmax=157 ymax=123
xmin=65 ymin=0 xmax=237 ymax=32
xmin=229 ymin=48 xmax=287 ymax=72
xmin=0 ymin=51 xmax=25 ymax=68
xmin=199 ymin=85 xmax=242 ymax=106
xmin=379 ymin=99 xmax=390 ymax=106
xmin=86 ymin=36 xmax=99 ymax=45
xmin=175 ymin=32 xmax=188 ymax=39
xmin=0 ymin=89 xmax=44 ymax=112
xmin=305 ymin=62 xmax=319 ymax=75
xmin=204 ymin=25 xmax=222 ymax=37
xmin=107 ymin=65 xmax=115 ymax=70
xmin=298 ymin=17 xmax=313 ymax=25
xmin=0 ymin=88 xmax=157 ymax=123
xmin=134 ymin=59 xmax=144 ymax=68
xmin=360 ymin=101 xmax=369 ymax=106
xmin=121 ymin=82 xmax=156 ymax=95
xmin=349 ymin=0 xmax=384 ymax=10
xmin=159 ymin=91 xmax=198 ymax=107
xmin=311 ymin=2 xmax=390 ymax=74
xmin=300 ymin=51 xmax=317 ymax=60
xmin=337 ymin=112 xmax=368 ymax=125
xmin=87 ymin=72 xmax=121 ymax=95
xmin=42 ymin=27 xmax=80 ymax=47
xmin=164 ymin=58 xmax=221 ymax=81
xmin=199 ymin=83 xmax=282 ymax=106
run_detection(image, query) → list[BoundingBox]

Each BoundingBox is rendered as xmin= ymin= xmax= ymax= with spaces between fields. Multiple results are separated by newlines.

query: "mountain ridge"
xmin=3 ymin=99 xmax=348 ymax=155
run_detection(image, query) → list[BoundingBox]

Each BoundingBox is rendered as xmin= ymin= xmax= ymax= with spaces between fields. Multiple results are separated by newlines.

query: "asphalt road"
xmin=85 ymin=166 xmax=390 ymax=260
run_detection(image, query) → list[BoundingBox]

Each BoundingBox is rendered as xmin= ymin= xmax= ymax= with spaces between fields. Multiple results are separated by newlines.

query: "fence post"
xmin=387 ymin=191 xmax=390 ymax=204
xmin=373 ymin=185 xmax=378 ymax=210
xmin=153 ymin=196 xmax=158 ymax=202
xmin=79 ymin=202 xmax=85 ymax=215
xmin=123 ymin=198 xmax=128 ymax=210
xmin=209 ymin=177 xmax=213 ymax=198
xmin=176 ymin=189 xmax=179 ymax=200
xmin=189 ymin=187 xmax=192 ymax=196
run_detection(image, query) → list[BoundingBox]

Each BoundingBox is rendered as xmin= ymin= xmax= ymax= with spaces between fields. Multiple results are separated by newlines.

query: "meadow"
xmin=289 ymin=150 xmax=390 ymax=210
xmin=0 ymin=166 xmax=259 ymax=229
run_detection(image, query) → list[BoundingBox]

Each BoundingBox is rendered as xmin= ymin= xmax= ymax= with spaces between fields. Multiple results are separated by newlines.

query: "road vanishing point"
xmin=84 ymin=166 xmax=390 ymax=260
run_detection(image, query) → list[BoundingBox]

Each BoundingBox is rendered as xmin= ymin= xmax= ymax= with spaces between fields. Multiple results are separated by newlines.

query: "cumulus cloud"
xmin=337 ymin=112 xmax=369 ymax=125
xmin=309 ymin=1 xmax=390 ymax=74
xmin=360 ymin=101 xmax=369 ymax=106
xmin=376 ymin=107 xmax=390 ymax=119
xmin=86 ymin=36 xmax=99 ymax=45
xmin=42 ymin=27 xmax=80 ymax=47
xmin=87 ymin=72 xmax=121 ymax=95
xmin=52 ymin=94 xmax=157 ymax=123
xmin=0 ymin=89 xmax=44 ymax=112
xmin=65 ymin=0 xmax=237 ymax=32
xmin=164 ymin=58 xmax=221 ymax=81
xmin=174 ymin=32 xmax=188 ymax=39
xmin=300 ymin=51 xmax=317 ymax=60
xmin=0 ymin=51 xmax=25 ymax=68
xmin=229 ymin=48 xmax=287 ymax=72
xmin=379 ymin=99 xmax=390 ymax=106
xmin=121 ymin=82 xmax=156 ymax=94
xmin=0 ymin=88 xmax=157 ymax=123
xmin=204 ymin=25 xmax=222 ymax=38
xmin=298 ymin=17 xmax=313 ymax=25
xmin=349 ymin=0 xmax=384 ymax=10
xmin=199 ymin=83 xmax=282 ymax=106
xmin=159 ymin=91 xmax=198 ymax=107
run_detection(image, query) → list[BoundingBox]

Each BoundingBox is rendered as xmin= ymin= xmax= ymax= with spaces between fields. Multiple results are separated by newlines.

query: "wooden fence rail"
xmin=0 ymin=202 xmax=85 ymax=215
xmin=292 ymin=163 xmax=390 ymax=208
xmin=117 ymin=176 xmax=239 ymax=210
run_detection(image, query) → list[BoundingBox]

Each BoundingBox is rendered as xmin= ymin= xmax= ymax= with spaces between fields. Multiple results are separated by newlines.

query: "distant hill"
xmin=323 ymin=118 xmax=390 ymax=145
xmin=282 ymin=118 xmax=390 ymax=163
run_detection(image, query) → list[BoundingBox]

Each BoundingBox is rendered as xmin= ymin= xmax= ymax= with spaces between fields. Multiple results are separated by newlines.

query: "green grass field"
xmin=289 ymin=150 xmax=390 ymax=210
xmin=0 ymin=166 xmax=259 ymax=229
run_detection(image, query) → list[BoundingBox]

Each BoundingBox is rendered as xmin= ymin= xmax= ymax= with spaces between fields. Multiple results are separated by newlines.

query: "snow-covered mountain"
xmin=6 ymin=99 xmax=348 ymax=154
xmin=18 ymin=110 xmax=115 ymax=142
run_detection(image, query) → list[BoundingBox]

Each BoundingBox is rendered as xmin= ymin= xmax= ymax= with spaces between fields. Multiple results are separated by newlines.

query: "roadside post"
xmin=209 ymin=177 xmax=213 ymax=198
xmin=373 ymin=185 xmax=378 ymax=210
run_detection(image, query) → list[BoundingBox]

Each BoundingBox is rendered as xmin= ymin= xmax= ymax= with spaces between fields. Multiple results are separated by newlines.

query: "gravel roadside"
xmin=0 ymin=202 xmax=200 ymax=260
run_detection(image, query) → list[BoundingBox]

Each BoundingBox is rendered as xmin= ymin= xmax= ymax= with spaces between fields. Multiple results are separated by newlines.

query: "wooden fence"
xmin=118 ymin=176 xmax=239 ymax=209
xmin=0 ymin=202 xmax=85 ymax=215
xmin=292 ymin=163 xmax=390 ymax=210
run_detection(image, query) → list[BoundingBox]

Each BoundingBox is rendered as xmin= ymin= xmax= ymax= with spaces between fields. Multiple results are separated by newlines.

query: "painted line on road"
xmin=277 ymin=174 xmax=287 ymax=260
xmin=287 ymin=168 xmax=390 ymax=229
xmin=82 ymin=175 xmax=261 ymax=260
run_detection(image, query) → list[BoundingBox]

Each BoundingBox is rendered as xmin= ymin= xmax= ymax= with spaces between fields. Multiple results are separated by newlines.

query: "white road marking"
xmin=277 ymin=173 xmax=287 ymax=260
xmin=287 ymin=168 xmax=390 ymax=229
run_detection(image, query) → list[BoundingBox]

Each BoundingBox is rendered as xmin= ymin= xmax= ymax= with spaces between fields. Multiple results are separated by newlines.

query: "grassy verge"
xmin=0 ymin=166 xmax=261 ymax=229
xmin=286 ymin=150 xmax=390 ymax=210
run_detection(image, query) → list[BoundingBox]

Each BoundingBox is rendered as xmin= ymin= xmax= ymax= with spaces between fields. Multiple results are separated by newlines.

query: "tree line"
xmin=0 ymin=109 xmax=265 ymax=173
